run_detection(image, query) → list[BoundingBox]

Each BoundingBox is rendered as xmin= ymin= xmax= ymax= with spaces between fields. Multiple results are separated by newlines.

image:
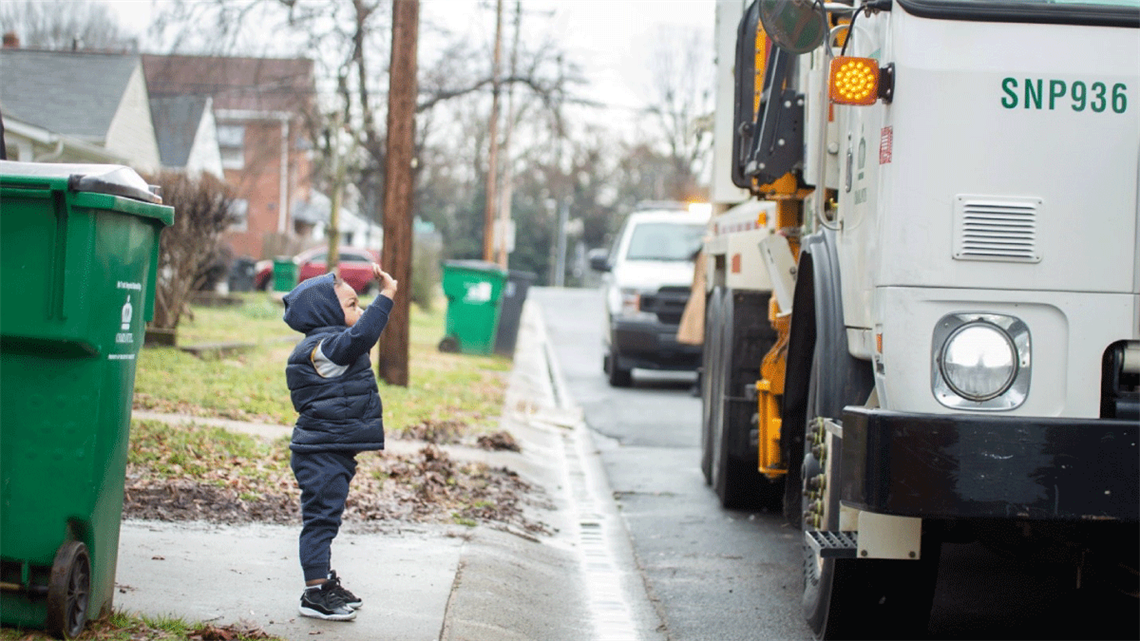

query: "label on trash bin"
xmin=111 ymin=281 xmax=141 ymax=359
xmin=463 ymin=281 xmax=493 ymax=304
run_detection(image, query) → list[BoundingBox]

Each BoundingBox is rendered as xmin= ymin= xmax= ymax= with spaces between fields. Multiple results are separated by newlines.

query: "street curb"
xmin=441 ymin=296 xmax=667 ymax=641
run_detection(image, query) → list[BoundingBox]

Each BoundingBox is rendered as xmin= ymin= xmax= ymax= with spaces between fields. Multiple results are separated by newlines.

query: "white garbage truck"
xmin=699 ymin=0 xmax=1139 ymax=637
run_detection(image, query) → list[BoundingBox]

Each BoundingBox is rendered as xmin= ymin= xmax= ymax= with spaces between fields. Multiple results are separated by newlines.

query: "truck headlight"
xmin=611 ymin=287 xmax=656 ymax=321
xmin=942 ymin=324 xmax=1016 ymax=400
xmin=932 ymin=313 xmax=1031 ymax=410
xmin=620 ymin=288 xmax=642 ymax=316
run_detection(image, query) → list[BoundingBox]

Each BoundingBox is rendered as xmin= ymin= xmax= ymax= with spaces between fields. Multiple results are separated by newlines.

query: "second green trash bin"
xmin=438 ymin=260 xmax=508 ymax=355
xmin=0 ymin=161 xmax=173 ymax=638
xmin=272 ymin=256 xmax=298 ymax=292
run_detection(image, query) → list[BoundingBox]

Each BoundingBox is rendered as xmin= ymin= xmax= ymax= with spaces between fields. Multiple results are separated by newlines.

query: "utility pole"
xmin=378 ymin=0 xmax=419 ymax=387
xmin=555 ymin=200 xmax=569 ymax=287
xmin=496 ymin=0 xmax=521 ymax=269
xmin=326 ymin=112 xmax=349 ymax=277
xmin=482 ymin=0 xmax=504 ymax=263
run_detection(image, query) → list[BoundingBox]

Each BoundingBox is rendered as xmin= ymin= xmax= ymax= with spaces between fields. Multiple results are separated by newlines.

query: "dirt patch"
xmin=399 ymin=418 xmax=467 ymax=444
xmin=397 ymin=421 xmax=521 ymax=453
xmin=189 ymin=622 xmax=276 ymax=640
xmin=124 ymin=444 xmax=549 ymax=536
xmin=477 ymin=431 xmax=521 ymax=452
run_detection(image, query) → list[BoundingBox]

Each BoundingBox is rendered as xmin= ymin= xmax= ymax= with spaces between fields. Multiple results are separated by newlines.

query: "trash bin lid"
xmin=0 ymin=161 xmax=162 ymax=204
xmin=442 ymin=259 xmax=508 ymax=275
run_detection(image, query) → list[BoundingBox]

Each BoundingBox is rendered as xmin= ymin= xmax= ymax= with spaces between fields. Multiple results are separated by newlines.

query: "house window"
xmin=217 ymin=124 xmax=246 ymax=170
xmin=228 ymin=199 xmax=249 ymax=232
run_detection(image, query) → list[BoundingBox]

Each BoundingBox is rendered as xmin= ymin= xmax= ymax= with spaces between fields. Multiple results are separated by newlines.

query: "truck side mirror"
xmin=758 ymin=0 xmax=828 ymax=54
xmin=733 ymin=0 xmax=812 ymax=190
xmin=731 ymin=1 xmax=763 ymax=190
xmin=588 ymin=248 xmax=610 ymax=272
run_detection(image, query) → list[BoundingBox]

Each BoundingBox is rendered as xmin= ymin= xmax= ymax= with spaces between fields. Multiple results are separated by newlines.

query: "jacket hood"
xmin=283 ymin=273 xmax=344 ymax=333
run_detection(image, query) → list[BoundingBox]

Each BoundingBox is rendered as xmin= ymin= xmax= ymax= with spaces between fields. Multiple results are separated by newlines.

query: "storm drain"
xmin=542 ymin=319 xmax=647 ymax=640
xmin=563 ymin=430 xmax=640 ymax=641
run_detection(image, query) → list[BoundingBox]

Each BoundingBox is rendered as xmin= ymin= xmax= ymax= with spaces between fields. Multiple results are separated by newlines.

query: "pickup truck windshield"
xmin=626 ymin=222 xmax=706 ymax=262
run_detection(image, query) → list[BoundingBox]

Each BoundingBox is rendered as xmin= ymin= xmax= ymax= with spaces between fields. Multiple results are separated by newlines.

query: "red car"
xmin=255 ymin=246 xmax=381 ymax=294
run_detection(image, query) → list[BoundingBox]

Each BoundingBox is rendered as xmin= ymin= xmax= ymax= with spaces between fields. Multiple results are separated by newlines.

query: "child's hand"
xmin=373 ymin=264 xmax=398 ymax=299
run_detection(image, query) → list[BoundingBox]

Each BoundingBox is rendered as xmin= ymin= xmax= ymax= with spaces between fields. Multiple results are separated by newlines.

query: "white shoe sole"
xmin=299 ymin=605 xmax=356 ymax=621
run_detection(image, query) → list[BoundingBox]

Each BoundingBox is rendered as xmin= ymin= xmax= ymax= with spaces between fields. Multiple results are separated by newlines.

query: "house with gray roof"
xmin=149 ymin=94 xmax=223 ymax=177
xmin=0 ymin=48 xmax=161 ymax=170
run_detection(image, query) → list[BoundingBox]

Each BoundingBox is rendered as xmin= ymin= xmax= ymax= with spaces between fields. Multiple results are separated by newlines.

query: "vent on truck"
xmin=953 ymin=195 xmax=1041 ymax=263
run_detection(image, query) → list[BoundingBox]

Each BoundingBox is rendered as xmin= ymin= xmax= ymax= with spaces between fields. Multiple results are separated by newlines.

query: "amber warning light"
xmin=829 ymin=56 xmax=894 ymax=106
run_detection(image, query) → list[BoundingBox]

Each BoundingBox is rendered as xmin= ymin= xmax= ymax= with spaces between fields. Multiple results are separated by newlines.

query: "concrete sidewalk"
xmin=115 ymin=300 xmax=661 ymax=641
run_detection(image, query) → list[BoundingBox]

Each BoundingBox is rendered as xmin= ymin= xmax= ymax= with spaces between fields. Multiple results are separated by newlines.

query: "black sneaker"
xmin=327 ymin=570 xmax=363 ymax=610
xmin=299 ymin=582 xmax=356 ymax=621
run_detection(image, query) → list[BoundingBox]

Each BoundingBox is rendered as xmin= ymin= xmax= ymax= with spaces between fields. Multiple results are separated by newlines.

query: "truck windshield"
xmin=897 ymin=0 xmax=1139 ymax=25
xmin=625 ymin=222 xmax=706 ymax=262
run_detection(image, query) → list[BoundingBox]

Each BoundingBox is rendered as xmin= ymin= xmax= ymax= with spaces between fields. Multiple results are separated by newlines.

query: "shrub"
xmin=144 ymin=171 xmax=237 ymax=330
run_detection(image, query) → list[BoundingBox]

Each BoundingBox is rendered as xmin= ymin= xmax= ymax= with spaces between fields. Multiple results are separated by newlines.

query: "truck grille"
xmin=640 ymin=286 xmax=690 ymax=325
xmin=953 ymin=196 xmax=1041 ymax=263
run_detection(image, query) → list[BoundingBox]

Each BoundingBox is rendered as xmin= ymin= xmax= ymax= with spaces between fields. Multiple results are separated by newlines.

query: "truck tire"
xmin=700 ymin=287 xmax=724 ymax=485
xmin=799 ymin=346 xmax=940 ymax=640
xmin=710 ymin=290 xmax=780 ymax=509
xmin=606 ymin=345 xmax=633 ymax=387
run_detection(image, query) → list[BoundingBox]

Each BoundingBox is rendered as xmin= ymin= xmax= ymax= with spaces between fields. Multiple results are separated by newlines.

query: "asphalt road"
xmin=531 ymin=286 xmax=1138 ymax=641
xmin=535 ymin=287 xmax=810 ymax=641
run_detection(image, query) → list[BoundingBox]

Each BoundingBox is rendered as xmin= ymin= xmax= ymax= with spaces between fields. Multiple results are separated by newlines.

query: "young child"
xmin=282 ymin=264 xmax=397 ymax=621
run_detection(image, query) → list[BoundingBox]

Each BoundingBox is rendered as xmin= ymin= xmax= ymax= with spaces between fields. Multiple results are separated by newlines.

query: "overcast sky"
xmin=433 ymin=1 xmax=717 ymax=114
xmin=103 ymin=0 xmax=717 ymax=128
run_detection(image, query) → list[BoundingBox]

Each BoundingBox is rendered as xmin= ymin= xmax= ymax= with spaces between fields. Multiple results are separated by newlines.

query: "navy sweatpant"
xmin=291 ymin=450 xmax=358 ymax=582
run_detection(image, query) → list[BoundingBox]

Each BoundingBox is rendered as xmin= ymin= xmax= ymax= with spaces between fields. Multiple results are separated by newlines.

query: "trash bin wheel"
xmin=438 ymin=336 xmax=459 ymax=353
xmin=45 ymin=540 xmax=91 ymax=640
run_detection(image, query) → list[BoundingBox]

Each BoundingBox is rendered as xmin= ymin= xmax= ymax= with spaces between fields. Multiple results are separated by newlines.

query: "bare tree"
xmin=646 ymin=26 xmax=715 ymax=201
xmin=150 ymin=0 xmax=576 ymax=242
xmin=0 ymin=0 xmax=138 ymax=51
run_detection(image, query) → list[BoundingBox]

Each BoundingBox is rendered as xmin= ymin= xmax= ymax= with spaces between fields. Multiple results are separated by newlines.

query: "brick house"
xmin=142 ymin=54 xmax=317 ymax=261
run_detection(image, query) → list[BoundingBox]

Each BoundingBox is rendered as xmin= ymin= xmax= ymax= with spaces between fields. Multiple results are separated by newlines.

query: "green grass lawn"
xmin=133 ymin=293 xmax=511 ymax=436
xmin=0 ymin=611 xmax=280 ymax=640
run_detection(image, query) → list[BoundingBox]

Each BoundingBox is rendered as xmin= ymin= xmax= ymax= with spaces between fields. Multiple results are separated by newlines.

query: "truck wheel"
xmin=800 ymin=348 xmax=939 ymax=640
xmin=710 ymin=290 xmax=778 ymax=509
xmin=45 ymin=540 xmax=90 ymax=640
xmin=606 ymin=346 xmax=632 ymax=387
xmin=700 ymin=288 xmax=724 ymax=485
xmin=708 ymin=291 xmax=782 ymax=509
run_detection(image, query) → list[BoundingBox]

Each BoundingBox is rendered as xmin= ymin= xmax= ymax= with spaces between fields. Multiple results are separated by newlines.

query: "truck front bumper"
xmin=610 ymin=318 xmax=702 ymax=371
xmin=841 ymin=407 xmax=1139 ymax=522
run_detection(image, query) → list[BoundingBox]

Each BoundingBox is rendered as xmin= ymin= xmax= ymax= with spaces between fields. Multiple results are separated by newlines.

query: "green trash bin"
xmin=438 ymin=260 xmax=508 ymax=355
xmin=0 ymin=161 xmax=173 ymax=637
xmin=272 ymin=256 xmax=297 ymax=292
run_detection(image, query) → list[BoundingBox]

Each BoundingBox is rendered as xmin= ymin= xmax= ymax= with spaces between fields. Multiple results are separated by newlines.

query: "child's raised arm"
xmin=373 ymin=264 xmax=398 ymax=300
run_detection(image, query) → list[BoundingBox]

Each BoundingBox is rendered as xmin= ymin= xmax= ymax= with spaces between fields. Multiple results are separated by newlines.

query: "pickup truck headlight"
xmin=932 ymin=313 xmax=1030 ymax=410
xmin=620 ymin=288 xmax=642 ymax=317
xmin=608 ymin=287 xmax=656 ymax=321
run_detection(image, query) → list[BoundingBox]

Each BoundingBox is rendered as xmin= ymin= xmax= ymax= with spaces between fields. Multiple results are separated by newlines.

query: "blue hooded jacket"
xmin=282 ymin=273 xmax=393 ymax=453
